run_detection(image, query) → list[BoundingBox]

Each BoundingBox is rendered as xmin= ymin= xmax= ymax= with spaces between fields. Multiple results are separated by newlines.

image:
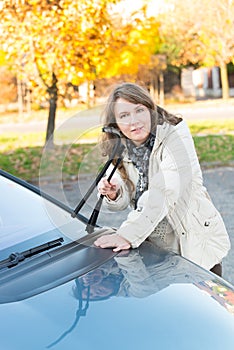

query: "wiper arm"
xmin=86 ymin=143 xmax=125 ymax=233
xmin=0 ymin=237 xmax=64 ymax=269
xmin=71 ymin=127 xmax=124 ymax=221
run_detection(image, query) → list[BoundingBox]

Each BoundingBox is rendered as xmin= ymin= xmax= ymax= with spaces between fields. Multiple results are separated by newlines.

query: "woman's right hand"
xmin=98 ymin=177 xmax=120 ymax=200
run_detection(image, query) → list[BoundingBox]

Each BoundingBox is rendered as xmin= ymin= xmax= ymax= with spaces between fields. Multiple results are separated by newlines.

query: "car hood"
xmin=0 ymin=244 xmax=234 ymax=350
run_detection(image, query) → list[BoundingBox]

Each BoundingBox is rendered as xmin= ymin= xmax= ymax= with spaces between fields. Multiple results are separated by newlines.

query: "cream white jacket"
xmin=103 ymin=120 xmax=231 ymax=270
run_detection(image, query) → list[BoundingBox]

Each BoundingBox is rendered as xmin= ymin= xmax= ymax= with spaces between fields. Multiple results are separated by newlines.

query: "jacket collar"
xmin=121 ymin=120 xmax=186 ymax=161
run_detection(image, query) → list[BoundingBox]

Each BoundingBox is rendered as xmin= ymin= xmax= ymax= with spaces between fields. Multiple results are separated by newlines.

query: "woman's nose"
xmin=130 ymin=112 xmax=138 ymax=124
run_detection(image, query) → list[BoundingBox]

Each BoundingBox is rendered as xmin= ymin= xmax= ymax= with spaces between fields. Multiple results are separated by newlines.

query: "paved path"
xmin=41 ymin=167 xmax=234 ymax=285
xmin=1 ymin=99 xmax=234 ymax=134
xmin=202 ymin=167 xmax=234 ymax=284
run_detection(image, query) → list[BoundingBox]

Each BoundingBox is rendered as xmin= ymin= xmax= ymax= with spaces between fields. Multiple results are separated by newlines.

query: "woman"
xmin=94 ymin=82 xmax=230 ymax=275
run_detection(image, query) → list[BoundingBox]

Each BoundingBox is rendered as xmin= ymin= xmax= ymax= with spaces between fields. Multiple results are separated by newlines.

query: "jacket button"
xmin=204 ymin=221 xmax=210 ymax=227
xmin=182 ymin=232 xmax=185 ymax=235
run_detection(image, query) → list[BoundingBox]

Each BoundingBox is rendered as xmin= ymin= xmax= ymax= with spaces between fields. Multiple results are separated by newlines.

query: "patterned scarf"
xmin=126 ymin=133 xmax=155 ymax=208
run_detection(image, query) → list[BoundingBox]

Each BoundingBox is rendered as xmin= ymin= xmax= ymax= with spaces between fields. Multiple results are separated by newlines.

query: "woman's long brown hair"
xmin=100 ymin=82 xmax=182 ymax=192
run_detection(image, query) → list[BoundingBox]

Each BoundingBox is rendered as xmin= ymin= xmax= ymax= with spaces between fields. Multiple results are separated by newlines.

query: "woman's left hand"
xmin=94 ymin=234 xmax=131 ymax=252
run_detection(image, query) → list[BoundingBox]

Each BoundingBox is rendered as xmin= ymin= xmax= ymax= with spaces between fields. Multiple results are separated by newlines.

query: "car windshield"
xmin=0 ymin=138 xmax=130 ymax=261
xmin=0 ymin=174 xmax=88 ymax=259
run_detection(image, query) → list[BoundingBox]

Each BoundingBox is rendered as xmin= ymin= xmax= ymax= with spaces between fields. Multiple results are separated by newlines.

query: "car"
xmin=0 ymin=168 xmax=234 ymax=350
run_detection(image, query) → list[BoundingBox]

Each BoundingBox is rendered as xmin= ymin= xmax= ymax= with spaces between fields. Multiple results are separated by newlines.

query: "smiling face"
xmin=114 ymin=98 xmax=151 ymax=146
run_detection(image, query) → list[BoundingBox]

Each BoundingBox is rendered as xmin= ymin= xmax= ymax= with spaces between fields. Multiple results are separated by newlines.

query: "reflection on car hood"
xmin=0 ymin=242 xmax=234 ymax=350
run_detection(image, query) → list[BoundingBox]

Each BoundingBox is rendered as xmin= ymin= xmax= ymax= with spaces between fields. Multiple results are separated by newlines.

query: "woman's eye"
xmin=119 ymin=113 xmax=129 ymax=119
xmin=136 ymin=107 xmax=145 ymax=113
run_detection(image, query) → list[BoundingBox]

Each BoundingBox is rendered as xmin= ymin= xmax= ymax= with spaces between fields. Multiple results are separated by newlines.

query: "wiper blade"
xmin=0 ymin=237 xmax=64 ymax=269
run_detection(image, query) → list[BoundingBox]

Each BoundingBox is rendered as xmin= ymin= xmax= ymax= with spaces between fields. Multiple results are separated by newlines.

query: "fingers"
xmin=94 ymin=234 xmax=131 ymax=252
xmin=98 ymin=178 xmax=118 ymax=192
xmin=98 ymin=177 xmax=119 ymax=197
xmin=94 ymin=235 xmax=115 ymax=248
xmin=113 ymin=244 xmax=131 ymax=252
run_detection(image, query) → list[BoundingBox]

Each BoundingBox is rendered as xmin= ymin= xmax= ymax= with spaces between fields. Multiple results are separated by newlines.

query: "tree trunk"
xmin=86 ymin=81 xmax=90 ymax=109
xmin=26 ymin=83 xmax=31 ymax=115
xmin=17 ymin=77 xmax=23 ymax=118
xmin=45 ymin=72 xmax=58 ymax=147
xmin=150 ymin=72 xmax=158 ymax=103
xmin=159 ymin=71 xmax=164 ymax=106
xmin=220 ymin=63 xmax=229 ymax=99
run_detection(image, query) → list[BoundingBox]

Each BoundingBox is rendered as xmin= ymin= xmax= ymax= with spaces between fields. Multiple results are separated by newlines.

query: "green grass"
xmin=0 ymin=143 xmax=104 ymax=181
xmin=188 ymin=119 xmax=234 ymax=135
xmin=193 ymin=134 xmax=234 ymax=163
xmin=0 ymin=132 xmax=46 ymax=152
xmin=0 ymin=119 xmax=233 ymax=182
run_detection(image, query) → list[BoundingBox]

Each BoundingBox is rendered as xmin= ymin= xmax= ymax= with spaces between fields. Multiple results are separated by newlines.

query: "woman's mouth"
xmin=131 ymin=126 xmax=143 ymax=133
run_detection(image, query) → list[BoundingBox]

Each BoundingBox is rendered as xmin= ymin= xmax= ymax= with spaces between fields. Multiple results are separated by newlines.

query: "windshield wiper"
xmin=86 ymin=143 xmax=125 ymax=233
xmin=72 ymin=127 xmax=125 ymax=233
xmin=0 ymin=237 xmax=64 ymax=269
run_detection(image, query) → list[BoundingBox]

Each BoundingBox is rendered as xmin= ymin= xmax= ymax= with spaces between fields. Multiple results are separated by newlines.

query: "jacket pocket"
xmin=191 ymin=195 xmax=219 ymax=230
xmin=180 ymin=194 xmax=230 ymax=270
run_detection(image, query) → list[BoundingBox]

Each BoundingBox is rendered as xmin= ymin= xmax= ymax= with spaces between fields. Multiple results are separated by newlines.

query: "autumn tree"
xmin=197 ymin=0 xmax=234 ymax=99
xmin=0 ymin=0 xmax=122 ymax=145
xmin=104 ymin=8 xmax=160 ymax=74
xmin=160 ymin=0 xmax=234 ymax=99
xmin=98 ymin=4 xmax=163 ymax=104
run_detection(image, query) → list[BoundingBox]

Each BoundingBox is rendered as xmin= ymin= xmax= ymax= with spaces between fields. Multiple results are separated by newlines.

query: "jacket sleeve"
xmin=117 ymin=122 xmax=196 ymax=248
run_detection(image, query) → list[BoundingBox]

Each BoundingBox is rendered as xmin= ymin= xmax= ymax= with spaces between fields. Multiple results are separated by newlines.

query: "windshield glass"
xmin=0 ymin=126 xmax=130 ymax=257
xmin=0 ymin=175 xmax=87 ymax=255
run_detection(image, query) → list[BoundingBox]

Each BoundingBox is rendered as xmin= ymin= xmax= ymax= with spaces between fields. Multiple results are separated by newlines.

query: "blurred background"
xmin=0 ymin=0 xmax=233 ymax=181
